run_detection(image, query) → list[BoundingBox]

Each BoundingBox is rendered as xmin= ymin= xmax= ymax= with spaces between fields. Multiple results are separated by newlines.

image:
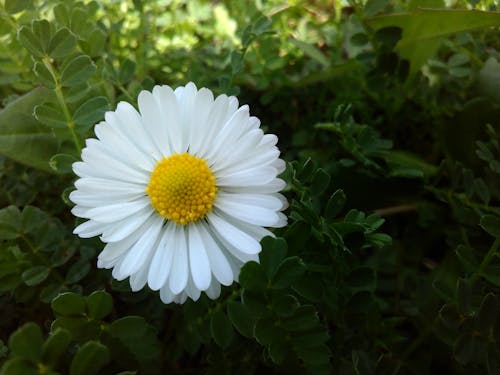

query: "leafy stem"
xmin=42 ymin=56 xmax=83 ymax=153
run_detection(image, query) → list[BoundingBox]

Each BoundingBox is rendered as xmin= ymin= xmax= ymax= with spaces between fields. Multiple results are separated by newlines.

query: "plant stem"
xmin=42 ymin=56 xmax=83 ymax=153
xmin=469 ymin=237 xmax=500 ymax=285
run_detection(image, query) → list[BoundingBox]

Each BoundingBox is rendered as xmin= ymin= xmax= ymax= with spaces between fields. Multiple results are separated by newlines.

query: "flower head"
xmin=70 ymin=82 xmax=287 ymax=303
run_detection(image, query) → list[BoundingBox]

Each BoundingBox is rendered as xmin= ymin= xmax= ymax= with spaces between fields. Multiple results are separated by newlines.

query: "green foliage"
xmin=1 ymin=0 xmax=500 ymax=374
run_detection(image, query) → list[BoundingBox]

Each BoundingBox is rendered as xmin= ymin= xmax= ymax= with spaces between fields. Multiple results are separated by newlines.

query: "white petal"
xmin=75 ymin=177 xmax=145 ymax=193
xmin=117 ymin=215 xmax=164 ymax=276
xmin=222 ymin=178 xmax=286 ymax=194
xmin=84 ymin=198 xmax=151 ymax=223
xmin=198 ymin=222 xmax=233 ymax=286
xmin=185 ymin=274 xmax=201 ymax=302
xmin=69 ymin=189 xmax=144 ymax=207
xmin=206 ymin=212 xmax=260 ymax=254
xmin=215 ymin=199 xmax=280 ymax=227
xmin=187 ymin=88 xmax=214 ymax=155
xmin=205 ymin=278 xmax=221 ymax=300
xmin=73 ymin=220 xmax=105 ymax=238
xmin=148 ymin=222 xmax=176 ymax=290
xmin=188 ymin=223 xmax=212 ymax=291
xmin=217 ymin=192 xmax=284 ymax=211
xmin=216 ymin=166 xmax=277 ymax=187
xmin=197 ymin=94 xmax=230 ymax=158
xmin=153 ymin=85 xmax=184 ymax=154
xmin=100 ymin=206 xmax=154 ymax=242
xmin=169 ymin=225 xmax=189 ymax=294
xmin=160 ymin=284 xmax=176 ymax=304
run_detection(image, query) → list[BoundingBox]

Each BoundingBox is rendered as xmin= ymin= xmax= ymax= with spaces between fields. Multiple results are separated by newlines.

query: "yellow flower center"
xmin=146 ymin=153 xmax=217 ymax=225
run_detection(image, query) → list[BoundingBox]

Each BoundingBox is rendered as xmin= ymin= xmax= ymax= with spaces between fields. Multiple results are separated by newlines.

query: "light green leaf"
xmin=69 ymin=341 xmax=110 ymax=375
xmin=32 ymin=20 xmax=52 ymax=53
xmin=4 ymin=0 xmax=32 ymax=14
xmin=33 ymin=62 xmax=56 ymax=88
xmin=34 ymin=104 xmax=67 ymax=129
xmin=22 ymin=266 xmax=50 ymax=286
xmin=49 ymin=28 xmax=77 ymax=58
xmin=290 ymin=37 xmax=330 ymax=68
xmin=60 ymin=55 xmax=96 ymax=87
xmin=51 ymin=292 xmax=86 ymax=316
xmin=0 ymin=88 xmax=61 ymax=172
xmin=367 ymin=9 xmax=500 ymax=76
xmin=9 ymin=323 xmax=43 ymax=362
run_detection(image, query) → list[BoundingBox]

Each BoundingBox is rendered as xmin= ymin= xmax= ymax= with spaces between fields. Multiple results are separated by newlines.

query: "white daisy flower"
xmin=70 ymin=82 xmax=287 ymax=304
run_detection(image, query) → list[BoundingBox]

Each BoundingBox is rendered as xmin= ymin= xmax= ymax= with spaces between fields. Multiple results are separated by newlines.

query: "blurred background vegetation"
xmin=0 ymin=0 xmax=499 ymax=374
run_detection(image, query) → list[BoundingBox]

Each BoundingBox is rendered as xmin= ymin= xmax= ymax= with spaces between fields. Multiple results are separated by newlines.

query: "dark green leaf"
xmin=325 ymin=189 xmax=346 ymax=220
xmin=41 ymin=329 xmax=72 ymax=368
xmin=254 ymin=318 xmax=281 ymax=346
xmin=119 ymin=59 xmax=136 ymax=83
xmin=34 ymin=104 xmax=67 ymax=129
xmin=9 ymin=323 xmax=43 ymax=362
xmin=227 ymin=301 xmax=255 ymax=338
xmin=0 ymin=206 xmax=21 ymax=239
xmin=259 ymin=236 xmax=287 ymax=279
xmin=49 ymin=154 xmax=78 ymax=174
xmin=86 ymin=290 xmax=113 ymax=320
xmin=480 ymin=215 xmax=500 ymax=238
xmin=69 ymin=341 xmax=110 ymax=375
xmin=0 ymin=357 xmax=38 ymax=375
xmin=239 ymin=261 xmax=267 ymax=291
xmin=282 ymin=306 xmax=319 ymax=332
xmin=311 ymin=168 xmax=330 ymax=195
xmin=49 ymin=28 xmax=77 ymax=58
xmin=271 ymin=293 xmax=300 ymax=317
xmin=271 ymin=257 xmax=306 ymax=289
xmin=73 ymin=96 xmax=109 ymax=131
xmin=51 ymin=317 xmax=99 ymax=343
xmin=456 ymin=278 xmax=473 ymax=316
xmin=17 ymin=26 xmax=44 ymax=57
xmin=477 ymin=293 xmax=498 ymax=336
xmin=60 ymin=55 xmax=96 ymax=87
xmin=346 ymin=267 xmax=376 ymax=291
xmin=21 ymin=266 xmax=50 ymax=286
xmin=65 ymin=259 xmax=90 ymax=283
xmin=210 ymin=311 xmax=233 ymax=348
xmin=51 ymin=292 xmax=86 ymax=316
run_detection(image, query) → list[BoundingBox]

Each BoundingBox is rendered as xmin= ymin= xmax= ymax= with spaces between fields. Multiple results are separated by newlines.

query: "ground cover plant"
xmin=0 ymin=0 xmax=499 ymax=374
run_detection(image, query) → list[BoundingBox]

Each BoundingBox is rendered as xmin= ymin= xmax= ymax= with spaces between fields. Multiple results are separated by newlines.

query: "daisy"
xmin=70 ymin=82 xmax=287 ymax=303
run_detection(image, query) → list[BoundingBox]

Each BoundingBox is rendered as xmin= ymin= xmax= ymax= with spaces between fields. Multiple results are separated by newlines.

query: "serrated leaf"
xmin=17 ymin=26 xmax=44 ymax=57
xmin=41 ymin=329 xmax=72 ymax=368
xmin=22 ymin=266 xmax=50 ymax=286
xmin=69 ymin=341 xmax=110 ymax=375
xmin=49 ymin=28 xmax=77 ymax=58
xmin=86 ymin=290 xmax=113 ymax=320
xmin=210 ymin=311 xmax=233 ymax=348
xmin=227 ymin=301 xmax=255 ymax=338
xmin=271 ymin=257 xmax=306 ymax=289
xmin=9 ymin=323 xmax=43 ymax=362
xmin=73 ymin=96 xmax=109 ymax=131
xmin=51 ymin=292 xmax=86 ymax=316
xmin=60 ymin=55 xmax=96 ymax=87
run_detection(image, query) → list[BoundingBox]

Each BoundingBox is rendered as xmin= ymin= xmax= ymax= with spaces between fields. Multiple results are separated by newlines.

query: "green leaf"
xmin=271 ymin=257 xmax=306 ymax=289
xmin=477 ymin=57 xmax=500 ymax=103
xmin=51 ymin=292 xmax=86 ymax=316
xmin=325 ymin=189 xmax=346 ymax=220
xmin=41 ymin=329 xmax=72 ymax=368
xmin=259 ymin=236 xmax=287 ymax=279
xmin=21 ymin=266 xmax=50 ymax=286
xmin=346 ymin=267 xmax=376 ymax=291
xmin=32 ymin=20 xmax=52 ymax=53
xmin=290 ymin=37 xmax=330 ymax=68
xmin=0 ymin=88 xmax=61 ymax=172
xmin=73 ymin=96 xmax=109 ymax=131
xmin=282 ymin=306 xmax=319 ymax=332
xmin=367 ymin=9 xmax=500 ymax=76
xmin=0 ymin=206 xmax=21 ymax=239
xmin=254 ymin=318 xmax=281 ymax=346
xmin=33 ymin=62 xmax=56 ymax=88
xmin=51 ymin=317 xmax=99 ymax=343
xmin=49 ymin=28 xmax=77 ymax=58
xmin=34 ymin=104 xmax=67 ymax=129
xmin=69 ymin=341 xmax=110 ymax=375
xmin=60 ymin=55 xmax=96 ymax=87
xmin=482 ymin=265 xmax=500 ymax=286
xmin=271 ymin=293 xmax=300 ymax=317
xmin=9 ymin=323 xmax=43 ymax=362
xmin=227 ymin=301 xmax=255 ymax=338
xmin=0 ymin=357 xmax=38 ymax=375
xmin=480 ymin=215 xmax=500 ymax=238
xmin=86 ymin=290 xmax=113 ymax=320
xmin=119 ymin=59 xmax=136 ymax=83
xmin=456 ymin=278 xmax=473 ymax=316
xmin=65 ymin=259 xmax=90 ymax=283
xmin=17 ymin=26 xmax=44 ymax=57
xmin=53 ymin=4 xmax=70 ymax=26
xmin=49 ymin=154 xmax=78 ymax=174
xmin=311 ymin=168 xmax=330 ymax=195
xmin=4 ymin=0 xmax=31 ymax=14
xmin=87 ymin=29 xmax=106 ymax=57
xmin=210 ymin=311 xmax=234 ymax=348
xmin=239 ymin=261 xmax=267 ymax=291
xmin=477 ymin=293 xmax=499 ymax=336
